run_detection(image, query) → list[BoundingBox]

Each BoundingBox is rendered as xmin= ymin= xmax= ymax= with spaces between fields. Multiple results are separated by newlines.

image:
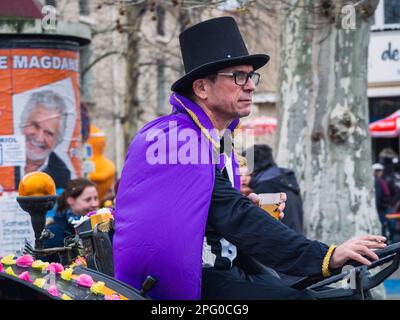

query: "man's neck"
xmin=25 ymin=159 xmax=45 ymax=174
xmin=194 ymin=99 xmax=232 ymax=133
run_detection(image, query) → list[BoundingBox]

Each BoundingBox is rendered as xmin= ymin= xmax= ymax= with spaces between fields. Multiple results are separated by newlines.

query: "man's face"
xmin=205 ymin=64 xmax=256 ymax=120
xmin=22 ymin=105 xmax=61 ymax=162
xmin=374 ymin=170 xmax=383 ymax=178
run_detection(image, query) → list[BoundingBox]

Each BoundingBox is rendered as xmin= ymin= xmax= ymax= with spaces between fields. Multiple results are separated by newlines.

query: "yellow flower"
xmin=61 ymin=294 xmax=73 ymax=300
xmin=5 ymin=267 xmax=16 ymax=277
xmin=32 ymin=260 xmax=49 ymax=271
xmin=90 ymin=281 xmax=105 ymax=295
xmin=69 ymin=256 xmax=87 ymax=268
xmin=103 ymin=200 xmax=113 ymax=208
xmin=33 ymin=278 xmax=46 ymax=288
xmin=60 ymin=268 xmax=74 ymax=281
xmin=1 ymin=255 xmax=16 ymax=265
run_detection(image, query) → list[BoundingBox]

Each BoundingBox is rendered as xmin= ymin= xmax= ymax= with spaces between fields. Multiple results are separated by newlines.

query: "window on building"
xmin=79 ymin=0 xmax=89 ymax=16
xmin=218 ymin=0 xmax=247 ymax=11
xmin=156 ymin=5 xmax=167 ymax=115
xmin=45 ymin=0 xmax=57 ymax=7
xmin=372 ymin=0 xmax=400 ymax=30
xmin=156 ymin=5 xmax=165 ymax=37
xmin=384 ymin=0 xmax=400 ymax=24
xmin=157 ymin=59 xmax=166 ymax=115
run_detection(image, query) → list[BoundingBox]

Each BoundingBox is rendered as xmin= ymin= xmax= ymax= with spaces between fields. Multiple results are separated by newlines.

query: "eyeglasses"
xmin=216 ymin=71 xmax=260 ymax=86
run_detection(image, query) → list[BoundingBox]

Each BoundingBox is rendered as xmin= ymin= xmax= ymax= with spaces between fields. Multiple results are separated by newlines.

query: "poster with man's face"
xmin=0 ymin=48 xmax=82 ymax=191
xmin=0 ymin=47 xmax=82 ymax=255
xmin=13 ymin=77 xmax=78 ymax=188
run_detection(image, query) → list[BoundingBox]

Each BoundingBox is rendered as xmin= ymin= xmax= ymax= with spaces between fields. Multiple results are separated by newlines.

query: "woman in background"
xmin=44 ymin=178 xmax=99 ymax=253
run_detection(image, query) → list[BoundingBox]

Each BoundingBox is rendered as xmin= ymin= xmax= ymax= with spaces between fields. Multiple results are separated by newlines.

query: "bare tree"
xmin=123 ymin=0 xmax=148 ymax=150
xmin=275 ymin=0 xmax=380 ymax=245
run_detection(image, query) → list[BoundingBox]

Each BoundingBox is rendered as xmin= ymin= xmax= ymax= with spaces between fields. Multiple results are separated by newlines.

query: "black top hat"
xmin=171 ymin=16 xmax=270 ymax=93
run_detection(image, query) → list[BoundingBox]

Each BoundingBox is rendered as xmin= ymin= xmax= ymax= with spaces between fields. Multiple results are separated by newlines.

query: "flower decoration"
xmin=0 ymin=263 xmax=3 ymax=273
xmin=86 ymin=211 xmax=97 ymax=218
xmin=16 ymin=255 xmax=34 ymax=268
xmin=1 ymin=255 xmax=16 ymax=265
xmin=5 ymin=267 xmax=17 ymax=277
xmin=47 ymin=262 xmax=64 ymax=274
xmin=61 ymin=294 xmax=72 ymax=300
xmin=18 ymin=271 xmax=33 ymax=283
xmin=48 ymin=285 xmax=60 ymax=297
xmin=60 ymin=268 xmax=74 ymax=281
xmin=70 ymin=256 xmax=87 ymax=268
xmin=33 ymin=278 xmax=46 ymax=289
xmin=76 ymin=274 xmax=94 ymax=288
xmin=90 ymin=281 xmax=105 ymax=295
xmin=32 ymin=260 xmax=49 ymax=271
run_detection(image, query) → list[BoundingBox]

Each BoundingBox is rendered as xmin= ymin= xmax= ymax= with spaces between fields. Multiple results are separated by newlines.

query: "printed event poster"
xmin=0 ymin=47 xmax=82 ymax=254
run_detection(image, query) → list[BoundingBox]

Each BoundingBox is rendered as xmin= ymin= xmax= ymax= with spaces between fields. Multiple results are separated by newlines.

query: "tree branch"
xmin=81 ymin=51 xmax=120 ymax=79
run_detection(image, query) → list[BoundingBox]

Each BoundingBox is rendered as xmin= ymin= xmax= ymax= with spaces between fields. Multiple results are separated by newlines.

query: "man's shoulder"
xmin=131 ymin=112 xmax=203 ymax=150
xmin=43 ymin=152 xmax=71 ymax=188
xmin=48 ymin=152 xmax=67 ymax=166
xmin=138 ymin=112 xmax=197 ymax=135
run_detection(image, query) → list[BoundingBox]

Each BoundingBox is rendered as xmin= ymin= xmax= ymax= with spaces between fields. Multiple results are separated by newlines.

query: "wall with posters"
xmin=0 ymin=39 xmax=82 ymax=255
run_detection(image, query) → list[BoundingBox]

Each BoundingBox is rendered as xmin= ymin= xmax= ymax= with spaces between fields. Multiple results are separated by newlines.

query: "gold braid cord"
xmin=322 ymin=244 xmax=337 ymax=277
xmin=172 ymin=95 xmax=244 ymax=167
xmin=173 ymin=95 xmax=220 ymax=151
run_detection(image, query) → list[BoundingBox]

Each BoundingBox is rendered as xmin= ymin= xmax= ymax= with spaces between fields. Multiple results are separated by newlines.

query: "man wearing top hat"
xmin=113 ymin=16 xmax=386 ymax=300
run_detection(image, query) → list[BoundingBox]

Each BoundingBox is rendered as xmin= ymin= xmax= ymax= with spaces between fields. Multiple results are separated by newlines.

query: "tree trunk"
xmin=124 ymin=1 xmax=148 ymax=153
xmin=276 ymin=0 xmax=380 ymax=244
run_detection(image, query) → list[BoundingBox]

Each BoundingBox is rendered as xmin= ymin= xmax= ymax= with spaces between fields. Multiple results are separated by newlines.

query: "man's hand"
xmin=248 ymin=192 xmax=286 ymax=220
xmin=329 ymin=235 xmax=387 ymax=269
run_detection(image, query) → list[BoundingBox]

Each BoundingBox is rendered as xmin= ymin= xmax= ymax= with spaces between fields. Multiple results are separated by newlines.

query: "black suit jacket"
xmin=43 ymin=152 xmax=71 ymax=189
xmin=206 ymin=167 xmax=329 ymax=277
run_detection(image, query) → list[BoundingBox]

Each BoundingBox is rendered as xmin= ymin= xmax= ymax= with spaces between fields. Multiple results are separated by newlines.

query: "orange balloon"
xmin=18 ymin=172 xmax=56 ymax=197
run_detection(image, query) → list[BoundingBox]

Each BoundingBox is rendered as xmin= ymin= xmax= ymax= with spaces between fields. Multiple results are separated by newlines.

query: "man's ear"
xmin=192 ymin=79 xmax=208 ymax=100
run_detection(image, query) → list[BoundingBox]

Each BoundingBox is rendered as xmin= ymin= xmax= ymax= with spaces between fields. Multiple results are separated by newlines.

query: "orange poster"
xmin=0 ymin=48 xmax=82 ymax=191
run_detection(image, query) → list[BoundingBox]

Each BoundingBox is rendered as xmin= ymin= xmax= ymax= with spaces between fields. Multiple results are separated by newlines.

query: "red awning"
xmin=369 ymin=110 xmax=400 ymax=138
xmin=240 ymin=116 xmax=277 ymax=136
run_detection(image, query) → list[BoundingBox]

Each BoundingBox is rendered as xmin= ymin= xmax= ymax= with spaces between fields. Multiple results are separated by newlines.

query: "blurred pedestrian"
xmin=373 ymin=163 xmax=395 ymax=242
xmin=249 ymin=144 xmax=303 ymax=234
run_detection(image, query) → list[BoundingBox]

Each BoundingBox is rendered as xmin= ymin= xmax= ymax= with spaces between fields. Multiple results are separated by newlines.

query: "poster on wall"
xmin=0 ymin=46 xmax=82 ymax=254
xmin=0 ymin=192 xmax=34 ymax=256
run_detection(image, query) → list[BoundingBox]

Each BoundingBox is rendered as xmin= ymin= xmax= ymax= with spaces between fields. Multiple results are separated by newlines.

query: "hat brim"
xmin=171 ymin=54 xmax=270 ymax=93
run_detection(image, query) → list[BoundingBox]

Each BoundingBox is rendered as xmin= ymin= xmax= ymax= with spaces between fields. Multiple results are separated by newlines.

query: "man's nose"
xmin=34 ymin=129 xmax=46 ymax=142
xmin=244 ymin=77 xmax=256 ymax=91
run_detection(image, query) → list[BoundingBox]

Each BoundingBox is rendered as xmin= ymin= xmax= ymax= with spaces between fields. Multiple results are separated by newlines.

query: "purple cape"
xmin=113 ymin=93 xmax=240 ymax=299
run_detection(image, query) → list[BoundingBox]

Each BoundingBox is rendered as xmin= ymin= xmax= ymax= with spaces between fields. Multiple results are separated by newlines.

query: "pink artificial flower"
xmin=47 ymin=262 xmax=64 ymax=274
xmin=76 ymin=274 xmax=94 ymax=288
xmin=16 ymin=255 xmax=34 ymax=268
xmin=18 ymin=271 xmax=33 ymax=283
xmin=0 ymin=263 xmax=3 ymax=273
xmin=104 ymin=294 xmax=121 ymax=300
xmin=48 ymin=285 xmax=60 ymax=297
